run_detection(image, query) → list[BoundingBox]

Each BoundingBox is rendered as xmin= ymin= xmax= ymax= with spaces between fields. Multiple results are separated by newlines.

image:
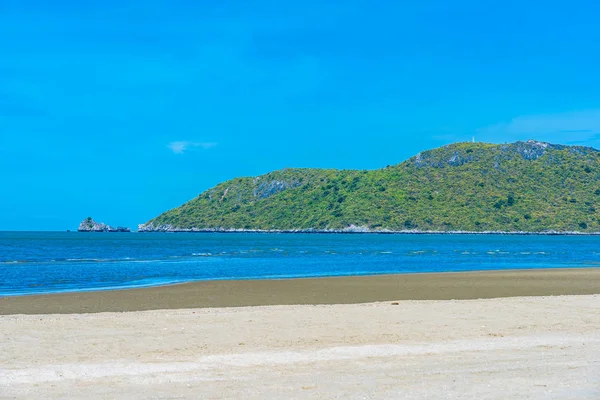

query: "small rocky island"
xmin=78 ymin=217 xmax=131 ymax=232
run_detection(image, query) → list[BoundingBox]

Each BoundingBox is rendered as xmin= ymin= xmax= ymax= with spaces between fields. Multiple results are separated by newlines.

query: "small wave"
xmin=2 ymin=258 xmax=97 ymax=265
xmin=192 ymin=253 xmax=212 ymax=256
xmin=1 ymin=278 xmax=188 ymax=297
xmin=5 ymin=257 xmax=176 ymax=265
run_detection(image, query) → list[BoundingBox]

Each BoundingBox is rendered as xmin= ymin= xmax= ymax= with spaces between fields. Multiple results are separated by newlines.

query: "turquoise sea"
xmin=1 ymin=232 xmax=599 ymax=296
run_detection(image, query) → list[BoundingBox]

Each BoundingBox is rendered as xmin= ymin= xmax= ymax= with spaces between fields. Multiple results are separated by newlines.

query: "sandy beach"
xmin=2 ymin=269 xmax=599 ymax=399
xmin=1 ymin=294 xmax=599 ymax=399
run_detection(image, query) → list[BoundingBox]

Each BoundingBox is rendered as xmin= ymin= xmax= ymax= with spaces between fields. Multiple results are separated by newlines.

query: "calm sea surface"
xmin=1 ymin=232 xmax=599 ymax=296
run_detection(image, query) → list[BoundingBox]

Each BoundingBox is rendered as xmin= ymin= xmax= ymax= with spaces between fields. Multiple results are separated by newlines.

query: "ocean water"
xmin=1 ymin=232 xmax=599 ymax=296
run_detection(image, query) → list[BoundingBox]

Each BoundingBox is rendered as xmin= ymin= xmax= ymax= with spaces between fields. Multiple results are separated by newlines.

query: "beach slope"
xmin=1 ymin=295 xmax=599 ymax=399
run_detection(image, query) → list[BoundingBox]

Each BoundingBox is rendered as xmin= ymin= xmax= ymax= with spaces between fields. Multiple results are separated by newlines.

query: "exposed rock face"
xmin=413 ymin=140 xmax=592 ymax=169
xmin=503 ymin=140 xmax=560 ymax=161
xmin=413 ymin=147 xmax=476 ymax=168
xmin=253 ymin=178 xmax=302 ymax=200
xmin=78 ymin=217 xmax=130 ymax=232
xmin=137 ymin=223 xmax=173 ymax=232
xmin=136 ymin=222 xmax=600 ymax=235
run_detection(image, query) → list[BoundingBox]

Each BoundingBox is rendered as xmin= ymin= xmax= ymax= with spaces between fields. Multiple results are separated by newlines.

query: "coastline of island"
xmin=136 ymin=223 xmax=600 ymax=235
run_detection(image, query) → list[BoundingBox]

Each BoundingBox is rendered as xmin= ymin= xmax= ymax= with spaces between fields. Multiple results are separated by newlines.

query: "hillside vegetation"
xmin=140 ymin=141 xmax=600 ymax=232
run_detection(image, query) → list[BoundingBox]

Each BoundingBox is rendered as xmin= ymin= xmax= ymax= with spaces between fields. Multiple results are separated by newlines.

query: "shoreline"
xmin=2 ymin=268 xmax=599 ymax=315
xmin=3 ymin=266 xmax=600 ymax=299
xmin=136 ymin=227 xmax=600 ymax=235
xmin=9 ymin=230 xmax=600 ymax=235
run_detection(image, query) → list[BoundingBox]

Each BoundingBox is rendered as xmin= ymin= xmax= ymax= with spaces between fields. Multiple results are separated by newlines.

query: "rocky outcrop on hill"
xmin=253 ymin=177 xmax=303 ymax=200
xmin=78 ymin=217 xmax=130 ymax=232
xmin=412 ymin=140 xmax=592 ymax=169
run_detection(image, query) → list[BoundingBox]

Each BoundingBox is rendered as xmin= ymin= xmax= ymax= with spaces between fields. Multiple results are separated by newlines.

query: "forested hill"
xmin=139 ymin=140 xmax=600 ymax=233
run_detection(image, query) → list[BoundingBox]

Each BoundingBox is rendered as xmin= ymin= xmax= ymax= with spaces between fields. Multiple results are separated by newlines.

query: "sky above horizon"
xmin=1 ymin=0 xmax=600 ymax=230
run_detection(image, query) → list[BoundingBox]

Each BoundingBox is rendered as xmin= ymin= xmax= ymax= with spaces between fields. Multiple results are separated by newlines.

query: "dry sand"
xmin=1 ymin=295 xmax=599 ymax=399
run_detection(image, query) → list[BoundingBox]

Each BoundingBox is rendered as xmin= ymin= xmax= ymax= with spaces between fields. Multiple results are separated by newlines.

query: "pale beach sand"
xmin=1 ymin=294 xmax=599 ymax=399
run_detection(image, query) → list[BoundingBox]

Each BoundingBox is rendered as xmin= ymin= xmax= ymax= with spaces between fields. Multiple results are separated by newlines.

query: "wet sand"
xmin=1 ymin=295 xmax=599 ymax=399
xmin=2 ymin=268 xmax=599 ymax=314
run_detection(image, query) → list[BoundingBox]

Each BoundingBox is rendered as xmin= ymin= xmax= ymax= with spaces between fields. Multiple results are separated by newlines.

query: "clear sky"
xmin=1 ymin=0 xmax=599 ymax=230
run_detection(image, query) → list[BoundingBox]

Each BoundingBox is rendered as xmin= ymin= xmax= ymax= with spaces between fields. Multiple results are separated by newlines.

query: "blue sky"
xmin=1 ymin=0 xmax=599 ymax=230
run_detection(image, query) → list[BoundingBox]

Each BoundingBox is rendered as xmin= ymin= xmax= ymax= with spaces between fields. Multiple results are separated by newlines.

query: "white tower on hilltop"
xmin=472 ymin=136 xmax=475 ymax=143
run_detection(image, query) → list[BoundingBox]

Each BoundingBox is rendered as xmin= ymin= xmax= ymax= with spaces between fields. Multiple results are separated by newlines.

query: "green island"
xmin=139 ymin=140 xmax=600 ymax=233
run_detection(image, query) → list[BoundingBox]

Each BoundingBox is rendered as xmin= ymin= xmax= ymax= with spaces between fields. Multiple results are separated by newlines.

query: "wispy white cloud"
xmin=167 ymin=141 xmax=217 ymax=154
xmin=476 ymin=109 xmax=600 ymax=145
